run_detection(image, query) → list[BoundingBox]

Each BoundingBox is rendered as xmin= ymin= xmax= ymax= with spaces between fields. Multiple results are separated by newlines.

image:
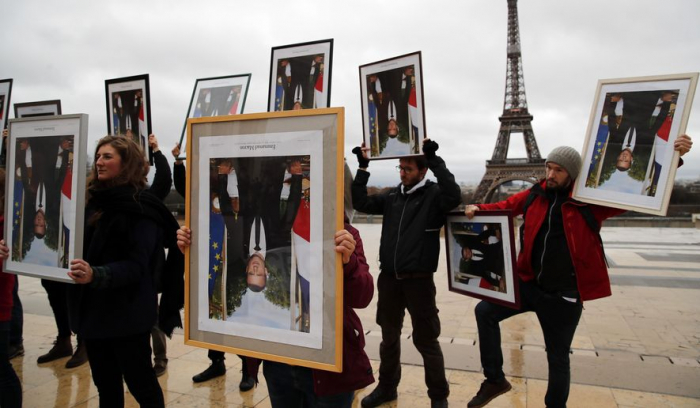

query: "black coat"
xmin=352 ymin=155 xmax=461 ymax=277
xmin=69 ymin=187 xmax=183 ymax=339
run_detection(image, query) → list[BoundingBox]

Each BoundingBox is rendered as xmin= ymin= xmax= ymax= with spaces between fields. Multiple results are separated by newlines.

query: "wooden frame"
xmin=14 ymin=99 xmax=61 ymax=118
xmin=267 ymin=39 xmax=333 ymax=112
xmin=184 ymin=108 xmax=345 ymax=372
xmin=445 ymin=211 xmax=520 ymax=309
xmin=104 ymin=74 xmax=153 ymax=163
xmin=176 ymin=74 xmax=252 ymax=160
xmin=359 ymin=51 xmax=426 ymax=160
xmin=574 ymin=72 xmax=698 ymax=215
xmin=4 ymin=114 xmax=88 ymax=283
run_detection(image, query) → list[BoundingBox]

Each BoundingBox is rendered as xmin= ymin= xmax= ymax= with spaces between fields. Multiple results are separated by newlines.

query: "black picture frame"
xmin=267 ymin=39 xmax=333 ymax=112
xmin=176 ymin=74 xmax=252 ymax=160
xmin=0 ymin=78 xmax=14 ymax=165
xmin=104 ymin=74 xmax=153 ymax=163
xmin=359 ymin=51 xmax=426 ymax=160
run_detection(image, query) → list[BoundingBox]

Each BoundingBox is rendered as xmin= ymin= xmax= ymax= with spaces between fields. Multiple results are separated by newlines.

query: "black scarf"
xmin=88 ymin=185 xmax=184 ymax=337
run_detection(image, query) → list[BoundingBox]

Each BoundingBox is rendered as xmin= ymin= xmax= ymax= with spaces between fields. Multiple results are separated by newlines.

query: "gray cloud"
xmin=2 ymin=0 xmax=698 ymax=188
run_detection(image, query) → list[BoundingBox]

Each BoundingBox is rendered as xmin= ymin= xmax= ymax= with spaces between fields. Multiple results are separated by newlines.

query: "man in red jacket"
xmin=463 ymin=136 xmax=692 ymax=408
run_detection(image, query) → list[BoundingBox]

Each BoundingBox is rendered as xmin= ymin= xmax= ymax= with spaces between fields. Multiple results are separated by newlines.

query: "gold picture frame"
xmin=184 ymin=108 xmax=345 ymax=372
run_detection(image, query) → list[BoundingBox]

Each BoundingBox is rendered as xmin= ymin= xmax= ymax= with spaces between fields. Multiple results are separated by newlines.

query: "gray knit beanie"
xmin=546 ymin=146 xmax=582 ymax=181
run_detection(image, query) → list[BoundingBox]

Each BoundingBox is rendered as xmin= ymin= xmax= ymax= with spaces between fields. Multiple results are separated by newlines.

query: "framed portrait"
xmin=176 ymin=74 xmax=252 ymax=160
xmin=184 ymin=108 xmax=345 ymax=372
xmin=359 ymin=52 xmax=426 ymax=160
xmin=574 ymin=72 xmax=698 ymax=215
xmin=104 ymin=74 xmax=152 ymax=163
xmin=0 ymin=79 xmax=12 ymax=129
xmin=445 ymin=211 xmax=520 ymax=309
xmin=0 ymin=79 xmax=13 ymax=165
xmin=4 ymin=114 xmax=88 ymax=283
xmin=14 ymin=99 xmax=62 ymax=118
xmin=267 ymin=39 xmax=333 ymax=112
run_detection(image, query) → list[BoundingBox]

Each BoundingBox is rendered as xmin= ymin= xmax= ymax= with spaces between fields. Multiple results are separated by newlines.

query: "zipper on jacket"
xmin=536 ymin=194 xmax=557 ymax=283
xmin=394 ymin=194 xmax=410 ymax=279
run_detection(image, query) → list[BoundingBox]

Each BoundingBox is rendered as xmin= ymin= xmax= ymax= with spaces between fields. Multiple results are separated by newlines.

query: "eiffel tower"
xmin=472 ymin=0 xmax=545 ymax=203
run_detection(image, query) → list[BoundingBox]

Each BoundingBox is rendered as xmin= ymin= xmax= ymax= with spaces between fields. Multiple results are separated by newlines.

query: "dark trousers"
xmin=376 ymin=271 xmax=449 ymax=400
xmin=9 ymin=278 xmax=22 ymax=346
xmin=208 ymin=349 xmax=225 ymax=361
xmin=263 ymin=361 xmax=354 ymax=408
xmin=151 ymin=325 xmax=167 ymax=366
xmin=86 ymin=332 xmax=164 ymax=408
xmin=475 ymin=279 xmax=582 ymax=408
xmin=41 ymin=279 xmax=71 ymax=337
xmin=0 ymin=323 xmax=22 ymax=408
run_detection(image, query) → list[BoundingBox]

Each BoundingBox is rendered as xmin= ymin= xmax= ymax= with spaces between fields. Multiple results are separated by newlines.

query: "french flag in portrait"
xmin=314 ymin=70 xmax=324 ymax=109
xmin=138 ymin=103 xmax=147 ymax=151
xmin=61 ymin=165 xmax=73 ymax=267
xmin=408 ymin=85 xmax=423 ymax=139
xmin=292 ymin=190 xmax=311 ymax=330
xmin=648 ymin=114 xmax=673 ymax=196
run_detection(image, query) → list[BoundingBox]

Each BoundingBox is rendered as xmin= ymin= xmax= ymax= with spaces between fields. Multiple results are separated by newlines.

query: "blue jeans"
xmin=0 ymin=322 xmax=22 ymax=408
xmin=475 ymin=279 xmax=582 ymax=408
xmin=263 ymin=361 xmax=354 ymax=408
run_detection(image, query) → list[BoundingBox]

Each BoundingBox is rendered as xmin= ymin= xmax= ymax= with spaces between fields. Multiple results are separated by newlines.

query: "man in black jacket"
xmin=352 ymin=139 xmax=461 ymax=408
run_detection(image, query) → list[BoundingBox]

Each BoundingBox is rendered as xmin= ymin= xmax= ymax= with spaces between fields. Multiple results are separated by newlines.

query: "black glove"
xmin=352 ymin=146 xmax=370 ymax=168
xmin=423 ymin=139 xmax=439 ymax=158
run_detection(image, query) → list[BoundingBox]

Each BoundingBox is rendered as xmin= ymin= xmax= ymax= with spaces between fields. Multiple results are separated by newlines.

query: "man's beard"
xmin=546 ymin=178 xmax=572 ymax=192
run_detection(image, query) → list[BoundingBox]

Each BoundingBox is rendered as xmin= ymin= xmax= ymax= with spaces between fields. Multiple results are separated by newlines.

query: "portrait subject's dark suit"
xmin=606 ymin=91 xmax=671 ymax=147
xmin=218 ymin=158 xmax=303 ymax=273
xmin=455 ymin=229 xmax=504 ymax=286
xmin=371 ymin=71 xmax=411 ymax=137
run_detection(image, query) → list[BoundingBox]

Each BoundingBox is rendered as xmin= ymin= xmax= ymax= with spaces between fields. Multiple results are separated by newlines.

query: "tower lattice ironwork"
xmin=472 ymin=0 xmax=545 ymax=203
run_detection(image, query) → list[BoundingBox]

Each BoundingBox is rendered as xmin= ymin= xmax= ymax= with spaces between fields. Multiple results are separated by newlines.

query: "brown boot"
xmin=37 ymin=336 xmax=73 ymax=364
xmin=65 ymin=340 xmax=88 ymax=368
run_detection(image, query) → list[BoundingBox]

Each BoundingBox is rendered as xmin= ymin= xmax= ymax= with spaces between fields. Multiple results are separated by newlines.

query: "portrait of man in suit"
xmin=594 ymin=90 xmax=678 ymax=194
xmin=366 ymin=65 xmax=420 ymax=157
xmin=13 ymin=135 xmax=73 ymax=266
xmin=452 ymin=224 xmax=506 ymax=292
xmin=212 ymin=154 xmax=310 ymax=331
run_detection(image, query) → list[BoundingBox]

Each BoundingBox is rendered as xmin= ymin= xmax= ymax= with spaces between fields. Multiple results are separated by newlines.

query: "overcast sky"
xmin=3 ymin=0 xmax=699 ymax=187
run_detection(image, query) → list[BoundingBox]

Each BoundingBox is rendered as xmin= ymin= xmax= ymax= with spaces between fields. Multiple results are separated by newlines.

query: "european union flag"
xmin=12 ymin=179 xmax=23 ymax=251
xmin=368 ymin=96 xmax=378 ymax=147
xmin=209 ymin=204 xmax=225 ymax=300
xmin=275 ymin=77 xmax=284 ymax=111
xmin=587 ymin=119 xmax=609 ymax=179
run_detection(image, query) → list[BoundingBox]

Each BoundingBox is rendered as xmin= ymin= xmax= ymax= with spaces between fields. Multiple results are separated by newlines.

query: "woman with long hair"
xmin=66 ymin=135 xmax=181 ymax=407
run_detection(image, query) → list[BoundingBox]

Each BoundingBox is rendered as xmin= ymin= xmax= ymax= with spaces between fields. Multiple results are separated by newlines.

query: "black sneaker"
xmin=192 ymin=359 xmax=226 ymax=383
xmin=467 ymin=379 xmax=512 ymax=408
xmin=8 ymin=342 xmax=24 ymax=360
xmin=361 ymin=386 xmax=398 ymax=408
